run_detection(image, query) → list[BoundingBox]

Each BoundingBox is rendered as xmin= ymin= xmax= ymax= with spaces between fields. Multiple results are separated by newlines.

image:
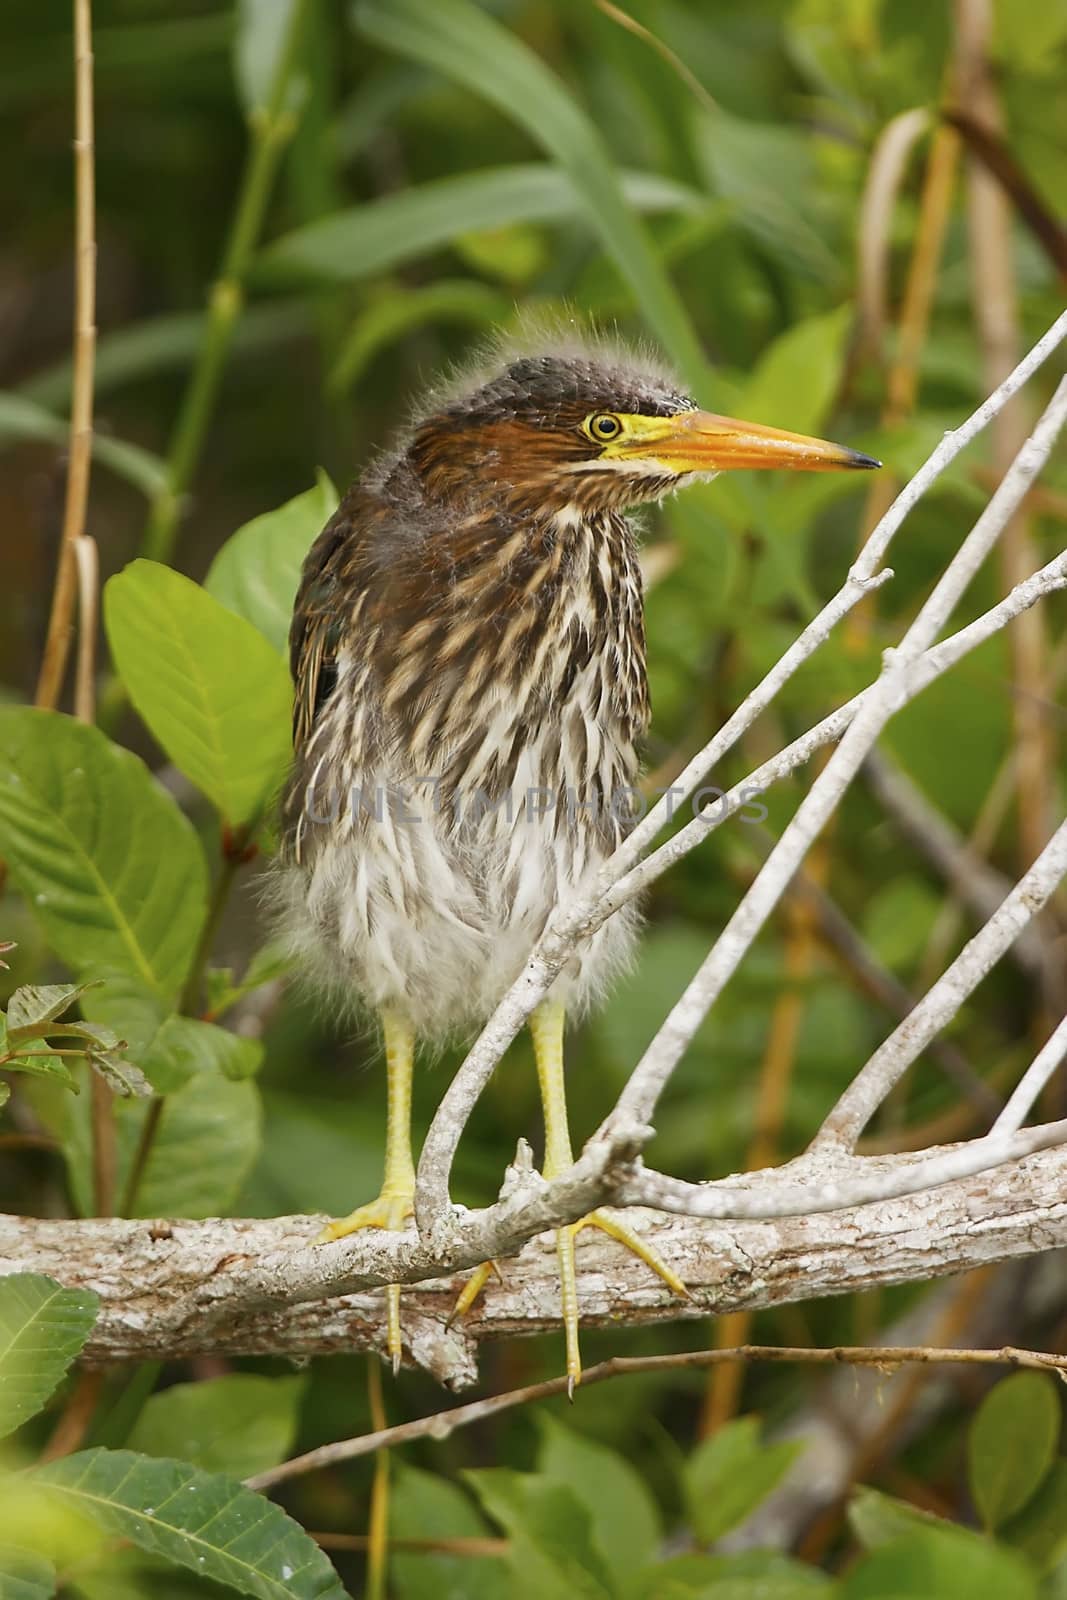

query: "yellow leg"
xmin=456 ymin=1000 xmax=688 ymax=1393
xmin=315 ymin=1007 xmax=416 ymax=1374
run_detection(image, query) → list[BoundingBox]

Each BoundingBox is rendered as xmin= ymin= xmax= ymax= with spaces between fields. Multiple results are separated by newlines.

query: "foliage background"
xmin=1 ymin=0 xmax=1065 ymax=1594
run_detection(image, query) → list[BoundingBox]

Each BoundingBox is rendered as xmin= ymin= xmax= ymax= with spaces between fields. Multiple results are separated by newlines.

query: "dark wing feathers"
xmin=289 ymin=507 xmax=353 ymax=752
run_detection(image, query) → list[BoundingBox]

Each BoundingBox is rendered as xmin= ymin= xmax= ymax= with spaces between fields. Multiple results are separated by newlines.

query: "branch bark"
xmin=6 ymin=1141 xmax=1067 ymax=1386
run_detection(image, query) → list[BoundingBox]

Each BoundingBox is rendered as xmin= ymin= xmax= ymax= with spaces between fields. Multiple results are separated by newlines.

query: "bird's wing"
xmin=289 ymin=503 xmax=354 ymax=753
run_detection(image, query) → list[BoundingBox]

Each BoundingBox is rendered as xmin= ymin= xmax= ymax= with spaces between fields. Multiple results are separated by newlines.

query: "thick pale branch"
xmin=5 ymin=1140 xmax=1067 ymax=1383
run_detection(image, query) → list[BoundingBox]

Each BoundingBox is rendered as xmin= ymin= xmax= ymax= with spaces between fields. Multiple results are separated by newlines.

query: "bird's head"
xmin=401 ymin=345 xmax=879 ymax=516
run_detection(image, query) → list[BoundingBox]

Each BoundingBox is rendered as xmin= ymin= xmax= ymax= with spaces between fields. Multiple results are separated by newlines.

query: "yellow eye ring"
xmin=584 ymin=412 xmax=623 ymax=443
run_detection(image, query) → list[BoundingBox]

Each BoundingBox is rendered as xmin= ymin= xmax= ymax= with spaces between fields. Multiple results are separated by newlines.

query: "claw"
xmin=314 ymin=1190 xmax=414 ymax=1372
xmin=449 ymin=1259 xmax=497 ymax=1327
xmin=559 ymin=1210 xmax=688 ymax=1391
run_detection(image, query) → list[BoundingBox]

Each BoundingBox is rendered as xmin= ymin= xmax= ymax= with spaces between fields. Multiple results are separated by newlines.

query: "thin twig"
xmin=365 ymin=1358 xmax=389 ymax=1600
xmin=863 ymin=748 xmax=1054 ymax=985
xmin=813 ymin=819 xmax=1067 ymax=1147
xmin=72 ymin=534 xmax=99 ymax=724
xmin=993 ymin=1014 xmax=1067 ymax=1136
xmin=35 ymin=0 xmax=96 ymax=709
xmin=958 ymin=0 xmax=1055 ymax=889
xmin=246 ymin=1341 xmax=1067 ymax=1491
xmin=855 ymin=107 xmax=931 ymax=359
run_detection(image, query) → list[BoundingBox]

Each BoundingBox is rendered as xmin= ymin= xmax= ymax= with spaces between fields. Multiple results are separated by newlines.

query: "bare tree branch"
xmin=250 ymin=1335 xmax=1067 ymax=1492
xmin=6 ymin=1139 xmax=1067 ymax=1385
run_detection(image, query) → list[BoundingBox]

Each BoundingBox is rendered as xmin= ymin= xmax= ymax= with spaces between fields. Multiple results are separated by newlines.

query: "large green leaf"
xmin=536 ymin=1417 xmax=660 ymax=1592
xmin=329 ymin=281 xmax=508 ymax=396
xmin=968 ymin=1372 xmax=1061 ymax=1532
xmin=736 ymin=306 xmax=851 ymax=438
xmin=257 ymin=163 xmax=706 ymax=292
xmin=683 ymin=1419 xmax=802 ymax=1544
xmin=387 ymin=1464 xmax=510 ymax=1600
xmin=205 ymin=479 xmax=338 ymax=655
xmin=465 ymin=1469 xmax=613 ymax=1600
xmin=0 ymin=710 xmax=207 ymax=1004
xmin=0 ymin=1275 xmax=99 ymax=1437
xmin=65 ymin=1072 xmax=262 ymax=1220
xmin=355 ymin=0 xmax=705 ymax=386
xmin=127 ymin=1375 xmax=305 ymax=1480
xmin=839 ymin=1527 xmax=1037 ymax=1599
xmin=0 ymin=1548 xmax=57 ymax=1600
xmin=105 ymin=561 xmax=293 ymax=827
xmin=140 ymin=1015 xmax=263 ymax=1095
xmin=638 ymin=1552 xmax=831 ymax=1597
xmin=1003 ymin=1461 xmax=1067 ymax=1574
xmin=33 ymin=1450 xmax=348 ymax=1600
xmin=849 ymin=1487 xmax=947 ymax=1551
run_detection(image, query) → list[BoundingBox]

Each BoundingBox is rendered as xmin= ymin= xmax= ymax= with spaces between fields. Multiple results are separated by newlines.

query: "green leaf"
xmin=0 ymin=1548 xmax=57 ymax=1600
xmin=20 ymin=303 xmax=313 ymax=413
xmin=33 ymin=1449 xmax=348 ymax=1600
xmin=329 ymin=281 xmax=508 ymax=396
xmin=640 ymin=1553 xmax=831 ymax=1598
xmin=140 ymin=1015 xmax=263 ymax=1094
xmin=736 ymin=307 xmax=851 ymax=439
xmin=466 ymin=1469 xmax=613 ymax=1600
xmin=5 ymin=982 xmax=101 ymax=1042
xmin=849 ymin=1487 xmax=948 ymax=1551
xmin=391 ymin=1464 xmax=509 ymax=1600
xmin=205 ymin=478 xmax=338 ymax=655
xmin=205 ymin=939 xmax=293 ymax=1020
xmin=127 ymin=1375 xmax=305 ymax=1480
xmin=839 ymin=1527 xmax=1037 ymax=1599
xmin=235 ymin=0 xmax=302 ymax=113
xmin=354 ymin=0 xmax=705 ymax=385
xmin=1003 ymin=1460 xmax=1067 ymax=1574
xmin=684 ymin=1419 xmax=802 ymax=1544
xmin=0 ymin=710 xmax=208 ymax=1005
xmin=105 ymin=561 xmax=293 ymax=828
xmin=0 ymin=1049 xmax=77 ymax=1093
xmin=695 ymin=110 xmax=843 ymax=286
xmin=537 ymin=1416 xmax=661 ymax=1590
xmin=86 ymin=1045 xmax=153 ymax=1100
xmin=257 ymin=164 xmax=707 ymax=292
xmin=968 ymin=1372 xmax=1061 ymax=1531
xmin=0 ymin=393 xmax=167 ymax=498
xmin=0 ymin=1274 xmax=99 ymax=1437
xmin=67 ymin=1073 xmax=262 ymax=1220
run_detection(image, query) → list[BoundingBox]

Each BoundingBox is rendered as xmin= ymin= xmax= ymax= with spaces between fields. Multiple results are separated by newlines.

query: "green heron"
xmin=278 ymin=336 xmax=878 ymax=1385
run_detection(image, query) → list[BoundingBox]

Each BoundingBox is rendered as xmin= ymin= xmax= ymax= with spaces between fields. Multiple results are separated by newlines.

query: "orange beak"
xmin=611 ymin=409 xmax=881 ymax=475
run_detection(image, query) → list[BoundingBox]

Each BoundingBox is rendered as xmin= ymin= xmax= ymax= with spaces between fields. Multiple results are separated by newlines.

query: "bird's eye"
xmin=585 ymin=412 xmax=623 ymax=443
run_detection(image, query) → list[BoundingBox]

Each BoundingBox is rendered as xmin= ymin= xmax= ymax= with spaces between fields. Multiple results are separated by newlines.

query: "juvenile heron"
xmin=278 ymin=336 xmax=878 ymax=1384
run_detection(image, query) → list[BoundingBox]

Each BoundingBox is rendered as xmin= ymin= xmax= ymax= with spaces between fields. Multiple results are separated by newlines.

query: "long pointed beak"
xmin=616 ymin=409 xmax=881 ymax=475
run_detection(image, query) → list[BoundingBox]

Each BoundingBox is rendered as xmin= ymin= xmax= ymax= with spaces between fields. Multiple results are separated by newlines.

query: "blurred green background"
xmin=2 ymin=0 xmax=1066 ymax=1594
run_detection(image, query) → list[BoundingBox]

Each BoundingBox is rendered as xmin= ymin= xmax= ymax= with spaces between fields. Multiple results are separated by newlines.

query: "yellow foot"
xmin=315 ymin=1192 xmax=414 ymax=1374
xmin=448 ymin=1258 xmax=504 ymax=1327
xmin=451 ymin=1210 xmax=687 ymax=1394
xmin=559 ymin=1210 xmax=688 ymax=1395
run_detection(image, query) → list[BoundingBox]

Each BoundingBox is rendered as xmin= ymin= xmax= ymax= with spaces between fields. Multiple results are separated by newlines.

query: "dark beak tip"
xmin=850 ymin=450 xmax=883 ymax=470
